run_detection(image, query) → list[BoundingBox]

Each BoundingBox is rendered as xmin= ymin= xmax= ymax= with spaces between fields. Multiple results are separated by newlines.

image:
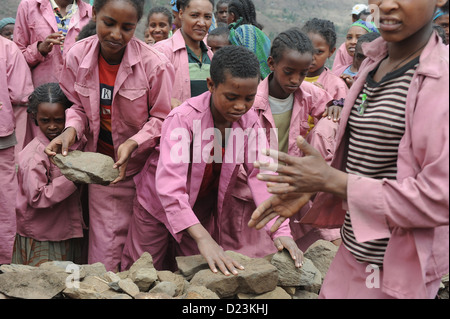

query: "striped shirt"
xmin=186 ymin=42 xmax=211 ymax=98
xmin=341 ymin=57 xmax=420 ymax=267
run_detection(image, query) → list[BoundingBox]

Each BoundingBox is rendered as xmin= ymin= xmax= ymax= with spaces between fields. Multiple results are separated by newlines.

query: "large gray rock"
xmin=304 ymin=240 xmax=338 ymax=279
xmin=53 ymin=150 xmax=119 ymax=185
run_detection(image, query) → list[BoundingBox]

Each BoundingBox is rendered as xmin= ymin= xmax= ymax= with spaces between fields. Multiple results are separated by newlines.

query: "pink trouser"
xmin=121 ymin=195 xmax=216 ymax=272
xmin=0 ymin=146 xmax=17 ymax=264
xmin=88 ymin=176 xmax=135 ymax=271
xmin=319 ymin=244 xmax=441 ymax=299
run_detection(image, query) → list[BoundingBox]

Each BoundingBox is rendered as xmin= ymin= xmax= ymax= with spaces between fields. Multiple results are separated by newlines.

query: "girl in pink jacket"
xmin=0 ymin=36 xmax=34 ymax=265
xmin=154 ymin=0 xmax=215 ymax=108
xmin=250 ymin=0 xmax=449 ymax=299
xmin=13 ymin=83 xmax=86 ymax=266
xmin=121 ymin=46 xmax=303 ymax=274
xmin=45 ymin=0 xmax=175 ymax=271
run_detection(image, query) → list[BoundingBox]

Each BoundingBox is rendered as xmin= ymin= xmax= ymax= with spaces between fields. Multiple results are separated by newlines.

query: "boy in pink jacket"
xmin=122 ymin=46 xmax=303 ymax=274
xmin=250 ymin=0 xmax=449 ymax=299
xmin=0 ymin=36 xmax=34 ymax=265
xmin=45 ymin=0 xmax=175 ymax=272
xmin=14 ymin=83 xmax=86 ymax=266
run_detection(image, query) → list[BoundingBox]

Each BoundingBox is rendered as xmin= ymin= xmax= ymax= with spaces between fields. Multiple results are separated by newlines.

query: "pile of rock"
xmin=0 ymin=240 xmax=338 ymax=300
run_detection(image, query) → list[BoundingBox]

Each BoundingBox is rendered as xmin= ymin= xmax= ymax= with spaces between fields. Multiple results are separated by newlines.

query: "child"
xmin=155 ymin=0 xmax=214 ymax=108
xmin=76 ymin=20 xmax=97 ymax=41
xmin=434 ymin=8 xmax=449 ymax=44
xmin=0 ymin=36 xmax=34 ymax=265
xmin=146 ymin=6 xmax=173 ymax=44
xmin=121 ymin=45 xmax=303 ymax=273
xmin=215 ymin=0 xmax=231 ymax=24
xmin=332 ymin=19 xmax=378 ymax=77
xmin=250 ymin=0 xmax=449 ymax=299
xmin=302 ymin=18 xmax=348 ymax=101
xmin=44 ymin=0 xmax=175 ymax=272
xmin=170 ymin=0 xmax=182 ymax=33
xmin=341 ymin=32 xmax=381 ymax=88
xmin=206 ymin=26 xmax=231 ymax=53
xmin=13 ymin=0 xmax=92 ymax=150
xmin=222 ymin=28 xmax=339 ymax=255
xmin=13 ymin=83 xmax=86 ymax=266
xmin=0 ymin=17 xmax=15 ymax=41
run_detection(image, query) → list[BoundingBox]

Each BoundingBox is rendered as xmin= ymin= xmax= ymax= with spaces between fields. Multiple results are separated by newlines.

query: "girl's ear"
xmin=267 ymin=56 xmax=276 ymax=72
xmin=92 ymin=7 xmax=97 ymax=22
xmin=229 ymin=12 xmax=236 ymax=23
xmin=329 ymin=47 xmax=336 ymax=58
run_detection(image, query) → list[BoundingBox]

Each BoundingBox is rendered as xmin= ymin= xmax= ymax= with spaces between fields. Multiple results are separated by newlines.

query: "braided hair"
xmin=28 ymin=83 xmax=72 ymax=116
xmin=228 ymin=0 xmax=263 ymax=30
xmin=270 ymin=28 xmax=315 ymax=63
xmin=301 ymin=18 xmax=337 ymax=51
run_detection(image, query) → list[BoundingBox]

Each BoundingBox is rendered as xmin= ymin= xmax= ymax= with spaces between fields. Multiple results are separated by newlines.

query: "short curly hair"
xmin=210 ymin=45 xmax=260 ymax=86
xmin=302 ymin=18 xmax=337 ymax=51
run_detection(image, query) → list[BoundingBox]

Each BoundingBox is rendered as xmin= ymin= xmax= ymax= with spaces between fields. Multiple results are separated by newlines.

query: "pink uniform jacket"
xmin=0 ymin=36 xmax=34 ymax=264
xmin=302 ymin=33 xmax=449 ymax=299
xmin=316 ymin=67 xmax=349 ymax=100
xmin=332 ymin=42 xmax=353 ymax=76
xmin=60 ymin=36 xmax=175 ymax=177
xmin=16 ymin=130 xmax=87 ymax=241
xmin=154 ymin=29 xmax=214 ymax=103
xmin=13 ymin=0 xmax=92 ymax=87
xmin=135 ymin=91 xmax=293 ymax=248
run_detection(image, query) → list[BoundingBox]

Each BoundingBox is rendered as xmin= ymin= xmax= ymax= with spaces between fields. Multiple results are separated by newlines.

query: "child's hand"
xmin=340 ymin=74 xmax=354 ymax=89
xmin=323 ymin=105 xmax=342 ymax=122
xmin=38 ymin=31 xmax=65 ymax=56
xmin=44 ymin=127 xmax=77 ymax=157
xmin=111 ymin=139 xmax=138 ymax=184
xmin=188 ymin=224 xmax=244 ymax=276
xmin=273 ymin=236 xmax=304 ymax=268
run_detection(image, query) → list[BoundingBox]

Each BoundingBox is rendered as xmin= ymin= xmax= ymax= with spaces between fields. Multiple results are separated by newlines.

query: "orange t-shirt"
xmin=97 ymin=54 xmax=120 ymax=159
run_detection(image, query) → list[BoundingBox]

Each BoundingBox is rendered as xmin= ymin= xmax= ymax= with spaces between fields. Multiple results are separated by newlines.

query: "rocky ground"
xmin=0 ymin=240 xmax=448 ymax=300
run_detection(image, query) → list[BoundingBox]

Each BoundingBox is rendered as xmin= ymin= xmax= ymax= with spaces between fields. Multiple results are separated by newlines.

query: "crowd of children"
xmin=0 ymin=0 xmax=448 ymax=299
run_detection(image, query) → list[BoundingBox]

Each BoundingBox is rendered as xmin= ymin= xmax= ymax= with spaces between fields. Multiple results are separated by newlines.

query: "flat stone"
xmin=149 ymin=281 xmax=177 ymax=297
xmin=54 ymin=150 xmax=119 ymax=185
xmin=304 ymin=240 xmax=338 ymax=279
xmin=237 ymin=286 xmax=291 ymax=299
xmin=118 ymin=278 xmax=140 ymax=297
xmin=176 ymin=254 xmax=210 ymax=280
xmin=157 ymin=270 xmax=187 ymax=296
xmin=271 ymin=250 xmax=321 ymax=287
xmin=183 ymin=285 xmax=220 ymax=299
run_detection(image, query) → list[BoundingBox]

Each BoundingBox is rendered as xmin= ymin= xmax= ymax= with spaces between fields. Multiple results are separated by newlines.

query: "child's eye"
xmin=226 ymin=95 xmax=237 ymax=101
xmin=284 ymin=70 xmax=292 ymax=75
xmin=103 ymin=20 xmax=113 ymax=27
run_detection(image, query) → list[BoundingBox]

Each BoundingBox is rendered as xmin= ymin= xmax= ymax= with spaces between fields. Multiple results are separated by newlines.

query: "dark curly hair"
xmin=147 ymin=6 xmax=173 ymax=27
xmin=270 ymin=28 xmax=315 ymax=63
xmin=177 ymin=0 xmax=215 ymax=11
xmin=93 ymin=0 xmax=145 ymax=21
xmin=28 ymin=83 xmax=72 ymax=116
xmin=210 ymin=45 xmax=260 ymax=86
xmin=301 ymin=18 xmax=337 ymax=51
xmin=228 ymin=0 xmax=263 ymax=30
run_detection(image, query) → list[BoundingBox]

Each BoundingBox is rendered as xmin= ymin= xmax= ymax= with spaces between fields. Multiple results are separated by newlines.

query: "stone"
xmin=292 ymin=289 xmax=319 ymax=299
xmin=149 ymin=281 xmax=177 ymax=297
xmin=304 ymin=240 xmax=338 ymax=279
xmin=271 ymin=250 xmax=321 ymax=287
xmin=80 ymin=262 xmax=107 ymax=278
xmin=0 ymin=270 xmax=68 ymax=299
xmin=0 ymin=264 xmax=37 ymax=273
xmin=134 ymin=292 xmax=173 ymax=299
xmin=183 ymin=285 xmax=220 ymax=299
xmin=53 ymin=150 xmax=119 ymax=185
xmin=157 ymin=270 xmax=187 ymax=296
xmin=176 ymin=254 xmax=210 ymax=280
xmin=130 ymin=267 xmax=158 ymax=292
xmin=118 ymin=278 xmax=140 ymax=297
xmin=190 ymin=256 xmax=278 ymax=298
xmin=237 ymin=287 xmax=291 ymax=299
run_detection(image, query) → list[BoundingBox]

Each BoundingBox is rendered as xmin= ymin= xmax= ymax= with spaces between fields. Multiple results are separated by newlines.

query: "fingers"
xmin=274 ymin=237 xmax=304 ymax=268
xmin=269 ymin=216 xmax=287 ymax=233
xmin=207 ymin=253 xmax=243 ymax=276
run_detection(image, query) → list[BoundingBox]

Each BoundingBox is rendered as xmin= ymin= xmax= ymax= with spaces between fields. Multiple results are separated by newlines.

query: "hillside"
xmin=1 ymin=0 xmax=358 ymax=47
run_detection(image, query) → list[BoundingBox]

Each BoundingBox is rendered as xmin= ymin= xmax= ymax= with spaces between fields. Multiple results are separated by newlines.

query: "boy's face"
xmin=207 ymin=34 xmax=230 ymax=53
xmin=0 ymin=24 xmax=14 ymax=41
xmin=368 ymin=0 xmax=446 ymax=43
xmin=268 ymin=49 xmax=313 ymax=99
xmin=215 ymin=3 xmax=229 ymax=24
xmin=208 ymin=72 xmax=260 ymax=123
xmin=36 ymin=102 xmax=66 ymax=141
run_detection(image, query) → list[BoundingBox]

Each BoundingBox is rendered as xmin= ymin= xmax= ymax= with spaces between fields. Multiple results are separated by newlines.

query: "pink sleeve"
xmin=6 ymin=41 xmax=33 ymax=106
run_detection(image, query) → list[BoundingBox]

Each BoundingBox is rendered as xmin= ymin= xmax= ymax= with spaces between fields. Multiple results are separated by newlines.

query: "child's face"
xmin=215 ymin=3 xmax=229 ymax=24
xmin=0 ymin=24 xmax=14 ymax=41
xmin=147 ymin=13 xmax=171 ymax=43
xmin=180 ymin=0 xmax=214 ymax=43
xmin=369 ymin=0 xmax=446 ymax=43
xmin=36 ymin=102 xmax=66 ymax=141
xmin=207 ymin=34 xmax=230 ymax=53
xmin=307 ymin=32 xmax=335 ymax=76
xmin=144 ymin=29 xmax=155 ymax=45
xmin=345 ymin=26 xmax=368 ymax=57
xmin=93 ymin=0 xmax=139 ymax=64
xmin=208 ymin=72 xmax=260 ymax=124
xmin=353 ymin=41 xmax=366 ymax=71
xmin=268 ymin=49 xmax=313 ymax=98
xmin=435 ymin=14 xmax=449 ymax=44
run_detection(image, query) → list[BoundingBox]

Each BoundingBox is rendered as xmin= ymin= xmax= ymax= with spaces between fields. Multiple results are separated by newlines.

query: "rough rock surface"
xmin=53 ymin=150 xmax=119 ymax=185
